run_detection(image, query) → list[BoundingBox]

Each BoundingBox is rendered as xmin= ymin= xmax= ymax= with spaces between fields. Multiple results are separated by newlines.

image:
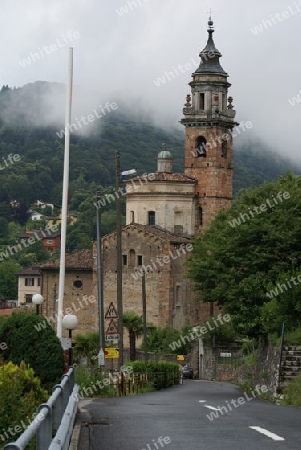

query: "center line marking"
xmin=204 ymin=405 xmax=221 ymax=411
xmin=199 ymin=400 xmax=206 ymax=403
xmin=249 ymin=426 xmax=285 ymax=441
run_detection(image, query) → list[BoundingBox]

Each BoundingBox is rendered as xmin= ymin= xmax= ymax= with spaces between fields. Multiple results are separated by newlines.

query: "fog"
xmin=0 ymin=0 xmax=300 ymax=158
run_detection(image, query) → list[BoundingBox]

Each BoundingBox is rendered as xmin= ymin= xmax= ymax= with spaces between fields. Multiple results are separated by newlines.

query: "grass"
xmin=281 ymin=372 xmax=301 ymax=406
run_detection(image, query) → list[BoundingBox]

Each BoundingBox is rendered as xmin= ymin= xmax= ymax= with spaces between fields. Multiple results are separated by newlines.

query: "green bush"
xmin=0 ymin=312 xmax=65 ymax=387
xmin=126 ymin=360 xmax=180 ymax=389
xmin=0 ymin=361 xmax=48 ymax=448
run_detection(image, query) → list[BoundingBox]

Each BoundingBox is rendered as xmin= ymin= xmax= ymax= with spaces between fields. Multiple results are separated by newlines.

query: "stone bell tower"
xmin=181 ymin=17 xmax=238 ymax=231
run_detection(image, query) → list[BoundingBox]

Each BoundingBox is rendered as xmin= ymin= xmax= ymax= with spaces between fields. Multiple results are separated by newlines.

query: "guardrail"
xmin=4 ymin=368 xmax=78 ymax=450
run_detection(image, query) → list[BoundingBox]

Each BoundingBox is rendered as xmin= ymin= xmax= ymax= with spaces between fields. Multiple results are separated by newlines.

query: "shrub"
xmin=0 ymin=361 xmax=48 ymax=447
xmin=126 ymin=360 xmax=180 ymax=389
xmin=0 ymin=312 xmax=65 ymax=387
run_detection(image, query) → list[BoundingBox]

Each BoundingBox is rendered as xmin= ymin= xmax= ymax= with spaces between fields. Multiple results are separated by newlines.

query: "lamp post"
xmin=32 ymin=294 xmax=44 ymax=316
xmin=96 ymin=190 xmax=105 ymax=369
xmin=62 ymin=314 xmax=78 ymax=368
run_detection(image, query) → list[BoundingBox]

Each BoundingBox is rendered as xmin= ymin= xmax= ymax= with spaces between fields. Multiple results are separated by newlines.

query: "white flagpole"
xmin=57 ymin=47 xmax=73 ymax=338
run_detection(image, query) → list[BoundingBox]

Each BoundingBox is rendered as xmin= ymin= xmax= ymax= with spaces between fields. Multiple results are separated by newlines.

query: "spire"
xmin=196 ymin=17 xmax=226 ymax=74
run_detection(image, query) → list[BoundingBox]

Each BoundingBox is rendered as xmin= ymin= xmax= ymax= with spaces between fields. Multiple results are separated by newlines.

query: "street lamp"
xmin=32 ymin=294 xmax=44 ymax=316
xmin=62 ymin=314 xmax=78 ymax=368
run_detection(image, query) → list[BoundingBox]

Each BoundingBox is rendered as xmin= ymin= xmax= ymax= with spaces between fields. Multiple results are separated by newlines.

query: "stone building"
xmin=40 ymin=250 xmax=98 ymax=336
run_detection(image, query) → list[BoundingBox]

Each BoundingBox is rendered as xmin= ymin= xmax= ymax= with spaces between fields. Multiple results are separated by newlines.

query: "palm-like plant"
xmin=123 ymin=311 xmax=143 ymax=361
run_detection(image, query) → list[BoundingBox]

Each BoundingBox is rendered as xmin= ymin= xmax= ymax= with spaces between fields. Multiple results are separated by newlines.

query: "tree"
xmin=123 ymin=311 xmax=143 ymax=361
xmin=0 ymin=312 xmax=65 ymax=386
xmin=0 ymin=260 xmax=21 ymax=299
xmin=187 ymin=172 xmax=301 ymax=339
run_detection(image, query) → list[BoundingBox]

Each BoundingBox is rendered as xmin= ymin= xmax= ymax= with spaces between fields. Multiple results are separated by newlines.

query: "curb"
xmin=69 ymin=414 xmax=81 ymax=450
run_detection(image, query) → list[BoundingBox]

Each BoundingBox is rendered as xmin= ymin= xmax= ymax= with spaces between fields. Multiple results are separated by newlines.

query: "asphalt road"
xmin=77 ymin=380 xmax=301 ymax=450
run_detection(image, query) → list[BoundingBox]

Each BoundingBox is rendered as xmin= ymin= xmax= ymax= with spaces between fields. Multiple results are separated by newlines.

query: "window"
xmin=222 ymin=93 xmax=226 ymax=110
xmin=198 ymin=207 xmax=203 ymax=226
xmin=122 ymin=255 xmax=128 ymax=266
xmin=73 ymin=280 xmax=83 ymax=289
xmin=25 ymin=294 xmax=32 ymax=303
xmin=148 ymin=211 xmax=155 ymax=226
xmin=199 ymin=93 xmax=205 ymax=110
xmin=25 ymin=278 xmax=34 ymax=287
xmin=130 ymin=211 xmax=134 ymax=223
xmin=38 ymin=278 xmax=41 ymax=287
xmin=47 ymin=239 xmax=53 ymax=244
xmin=195 ymin=136 xmax=207 ymax=157
xmin=137 ymin=255 xmax=143 ymax=266
xmin=222 ymin=138 xmax=227 ymax=157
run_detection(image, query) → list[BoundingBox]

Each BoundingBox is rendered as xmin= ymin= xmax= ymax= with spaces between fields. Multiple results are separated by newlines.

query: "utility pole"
xmin=116 ymin=152 xmax=123 ymax=367
xmin=53 ymin=283 xmax=57 ymax=330
xmin=96 ymin=191 xmax=105 ymax=368
xmin=142 ymin=270 xmax=147 ymax=362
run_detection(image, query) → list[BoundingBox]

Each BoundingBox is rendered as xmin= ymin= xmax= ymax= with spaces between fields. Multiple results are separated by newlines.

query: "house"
xmin=16 ymin=229 xmax=61 ymax=253
xmin=17 ymin=266 xmax=41 ymax=306
xmin=40 ymin=250 xmax=97 ymax=336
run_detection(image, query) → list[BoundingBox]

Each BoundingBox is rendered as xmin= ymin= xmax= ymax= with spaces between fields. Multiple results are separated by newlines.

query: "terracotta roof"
xmin=103 ymin=224 xmax=191 ymax=244
xmin=125 ymin=172 xmax=197 ymax=183
xmin=39 ymin=249 xmax=93 ymax=270
xmin=16 ymin=231 xmax=60 ymax=239
xmin=17 ymin=266 xmax=41 ymax=276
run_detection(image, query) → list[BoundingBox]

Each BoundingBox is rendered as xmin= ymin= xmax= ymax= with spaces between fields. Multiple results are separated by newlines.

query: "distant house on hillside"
xmin=16 ymin=230 xmax=61 ymax=253
xmin=33 ymin=200 xmax=55 ymax=210
xmin=30 ymin=211 xmax=44 ymax=221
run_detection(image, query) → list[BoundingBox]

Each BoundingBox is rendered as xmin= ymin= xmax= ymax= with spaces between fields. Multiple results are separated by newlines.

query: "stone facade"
xmin=40 ymin=250 xmax=98 ymax=337
xmin=100 ymin=224 xmax=199 ymax=330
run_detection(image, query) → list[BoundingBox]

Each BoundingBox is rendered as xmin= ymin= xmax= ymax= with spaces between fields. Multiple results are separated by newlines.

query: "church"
xmin=100 ymin=17 xmax=238 ymax=331
xmin=39 ymin=18 xmax=238 ymax=336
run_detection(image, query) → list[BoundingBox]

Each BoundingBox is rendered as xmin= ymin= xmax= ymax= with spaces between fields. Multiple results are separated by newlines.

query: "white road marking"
xmin=204 ymin=405 xmax=221 ymax=411
xmin=199 ymin=400 xmax=206 ymax=403
xmin=249 ymin=426 xmax=285 ymax=441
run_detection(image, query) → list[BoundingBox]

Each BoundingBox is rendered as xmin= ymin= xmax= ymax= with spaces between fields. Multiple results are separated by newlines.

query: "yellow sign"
xmin=105 ymin=348 xmax=119 ymax=359
xmin=177 ymin=355 xmax=184 ymax=361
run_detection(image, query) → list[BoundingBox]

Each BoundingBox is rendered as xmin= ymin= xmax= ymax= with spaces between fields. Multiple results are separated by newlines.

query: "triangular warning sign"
xmin=105 ymin=302 xmax=118 ymax=319
xmin=106 ymin=319 xmax=119 ymax=335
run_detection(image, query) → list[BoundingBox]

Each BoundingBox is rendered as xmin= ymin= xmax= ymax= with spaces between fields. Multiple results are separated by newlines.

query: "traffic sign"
xmin=105 ymin=302 xmax=118 ymax=319
xmin=177 ymin=355 xmax=185 ymax=361
xmin=105 ymin=334 xmax=120 ymax=341
xmin=105 ymin=348 xmax=119 ymax=358
xmin=106 ymin=318 xmax=119 ymax=335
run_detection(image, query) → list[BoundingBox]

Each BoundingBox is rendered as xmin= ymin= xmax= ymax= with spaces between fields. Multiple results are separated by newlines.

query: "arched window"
xmin=222 ymin=138 xmax=227 ymax=157
xmin=198 ymin=206 xmax=203 ymax=226
xmin=148 ymin=211 xmax=155 ymax=226
xmin=195 ymin=136 xmax=207 ymax=157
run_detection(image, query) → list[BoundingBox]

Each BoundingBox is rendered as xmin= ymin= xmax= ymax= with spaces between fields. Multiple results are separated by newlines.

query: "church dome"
xmin=158 ymin=150 xmax=172 ymax=159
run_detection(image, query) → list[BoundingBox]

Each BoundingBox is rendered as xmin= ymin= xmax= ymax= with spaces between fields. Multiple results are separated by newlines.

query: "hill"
xmin=0 ymin=81 xmax=300 ymax=252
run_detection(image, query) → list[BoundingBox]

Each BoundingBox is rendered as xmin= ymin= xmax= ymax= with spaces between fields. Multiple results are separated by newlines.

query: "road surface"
xmin=77 ymin=380 xmax=301 ymax=449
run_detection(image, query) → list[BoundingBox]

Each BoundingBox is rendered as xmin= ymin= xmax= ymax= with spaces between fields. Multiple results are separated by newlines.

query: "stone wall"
xmin=188 ymin=341 xmax=281 ymax=396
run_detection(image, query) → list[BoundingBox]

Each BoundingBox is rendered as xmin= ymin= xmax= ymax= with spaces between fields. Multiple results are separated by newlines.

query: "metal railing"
xmin=4 ymin=368 xmax=78 ymax=450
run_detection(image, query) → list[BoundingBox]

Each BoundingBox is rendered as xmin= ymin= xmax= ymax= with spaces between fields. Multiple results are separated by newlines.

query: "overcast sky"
xmin=0 ymin=0 xmax=300 ymax=159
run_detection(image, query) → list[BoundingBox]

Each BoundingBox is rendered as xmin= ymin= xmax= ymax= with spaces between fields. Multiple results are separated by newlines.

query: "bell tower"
xmin=181 ymin=18 xmax=238 ymax=231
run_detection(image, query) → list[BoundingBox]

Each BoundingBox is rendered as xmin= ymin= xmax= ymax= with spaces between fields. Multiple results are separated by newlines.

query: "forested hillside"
xmin=0 ymin=81 xmax=300 ymax=254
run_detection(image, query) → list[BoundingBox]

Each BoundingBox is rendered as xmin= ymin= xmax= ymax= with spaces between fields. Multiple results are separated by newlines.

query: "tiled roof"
xmin=103 ymin=224 xmax=191 ymax=244
xmin=16 ymin=231 xmax=61 ymax=239
xmin=16 ymin=266 xmax=41 ymax=276
xmin=125 ymin=172 xmax=197 ymax=183
xmin=39 ymin=249 xmax=93 ymax=270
